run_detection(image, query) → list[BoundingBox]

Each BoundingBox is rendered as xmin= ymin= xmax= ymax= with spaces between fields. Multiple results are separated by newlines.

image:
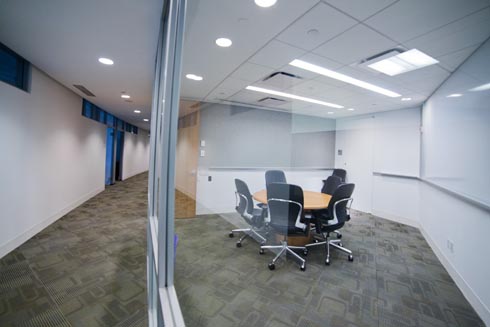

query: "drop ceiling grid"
xmin=189 ymin=0 xmax=490 ymax=118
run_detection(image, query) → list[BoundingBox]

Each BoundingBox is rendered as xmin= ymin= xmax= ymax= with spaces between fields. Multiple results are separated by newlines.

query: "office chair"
xmin=321 ymin=175 xmax=342 ymax=195
xmin=265 ymin=170 xmax=287 ymax=187
xmin=259 ymin=183 xmax=308 ymax=271
xmin=305 ymin=183 xmax=355 ymax=265
xmin=229 ymin=179 xmax=267 ymax=247
xmin=319 ymin=175 xmax=343 ymax=239
xmin=332 ymin=168 xmax=347 ymax=182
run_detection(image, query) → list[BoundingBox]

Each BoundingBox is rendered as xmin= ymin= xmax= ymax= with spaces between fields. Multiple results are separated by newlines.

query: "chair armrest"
xmin=330 ymin=197 xmax=354 ymax=225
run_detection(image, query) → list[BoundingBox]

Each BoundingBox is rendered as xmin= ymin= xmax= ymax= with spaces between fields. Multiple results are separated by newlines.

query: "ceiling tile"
xmin=276 ymin=2 xmax=357 ymax=51
xmin=403 ymin=7 xmax=490 ymax=58
xmin=323 ymin=0 xmax=398 ymax=21
xmin=286 ymin=80 xmax=337 ymax=97
xmin=437 ymin=45 xmax=479 ymax=72
xmin=365 ymin=0 xmax=490 ymax=42
xmin=230 ymin=62 xmax=274 ymax=82
xmin=313 ymin=24 xmax=397 ymax=65
xmin=248 ymin=40 xmax=306 ymax=69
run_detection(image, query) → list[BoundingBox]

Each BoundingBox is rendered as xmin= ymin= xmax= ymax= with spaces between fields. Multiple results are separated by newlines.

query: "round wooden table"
xmin=252 ymin=189 xmax=331 ymax=246
xmin=252 ymin=189 xmax=331 ymax=210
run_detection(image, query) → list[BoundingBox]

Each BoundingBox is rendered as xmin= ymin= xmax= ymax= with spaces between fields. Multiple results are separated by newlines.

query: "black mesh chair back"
xmin=325 ymin=183 xmax=355 ymax=225
xmin=267 ymin=183 xmax=305 ymax=235
xmin=332 ymin=169 xmax=347 ymax=182
xmin=265 ymin=170 xmax=287 ymax=187
xmin=235 ymin=178 xmax=254 ymax=217
xmin=321 ymin=175 xmax=342 ymax=195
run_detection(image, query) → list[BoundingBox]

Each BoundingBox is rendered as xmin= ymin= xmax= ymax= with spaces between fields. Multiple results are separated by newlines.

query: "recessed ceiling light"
xmin=143 ymin=118 xmax=149 ymax=122
xmin=246 ymin=85 xmax=343 ymax=109
xmin=255 ymin=0 xmax=277 ymax=8
xmin=216 ymin=38 xmax=232 ymax=47
xmin=447 ymin=93 xmax=462 ymax=98
xmin=134 ymin=110 xmax=141 ymax=113
xmin=98 ymin=57 xmax=114 ymax=65
xmin=121 ymin=94 xmax=130 ymax=99
xmin=186 ymin=73 xmax=203 ymax=81
xmin=401 ymin=97 xmax=412 ymax=101
xmin=347 ymin=108 xmax=355 ymax=111
xmin=289 ymin=59 xmax=401 ymax=98
xmin=368 ymin=49 xmax=438 ymax=76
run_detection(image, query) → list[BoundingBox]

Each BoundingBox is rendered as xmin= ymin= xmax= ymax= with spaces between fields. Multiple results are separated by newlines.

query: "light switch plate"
xmin=200 ymin=140 xmax=205 ymax=147
xmin=200 ymin=150 xmax=205 ymax=157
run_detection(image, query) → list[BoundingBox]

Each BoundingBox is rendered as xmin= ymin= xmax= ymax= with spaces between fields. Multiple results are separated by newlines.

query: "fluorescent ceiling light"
xmin=186 ymin=73 xmax=203 ymax=81
xmin=290 ymin=59 xmax=401 ymax=98
xmin=215 ymin=38 xmax=232 ymax=47
xmin=347 ymin=108 xmax=355 ymax=111
xmin=469 ymin=82 xmax=490 ymax=92
xmin=447 ymin=93 xmax=462 ymax=98
xmin=368 ymin=49 xmax=438 ymax=76
xmin=134 ymin=110 xmax=141 ymax=113
xmin=143 ymin=118 xmax=149 ymax=122
xmin=255 ymin=0 xmax=277 ymax=7
xmin=401 ymin=97 xmax=412 ymax=101
xmin=98 ymin=57 xmax=114 ymax=65
xmin=246 ymin=85 xmax=343 ymax=109
xmin=121 ymin=94 xmax=130 ymax=99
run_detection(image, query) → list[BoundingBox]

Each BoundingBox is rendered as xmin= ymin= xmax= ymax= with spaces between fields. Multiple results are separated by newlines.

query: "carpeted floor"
xmin=0 ymin=172 xmax=484 ymax=326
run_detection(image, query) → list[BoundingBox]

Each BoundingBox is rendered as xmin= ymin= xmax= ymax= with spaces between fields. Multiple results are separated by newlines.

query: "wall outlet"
xmin=447 ymin=239 xmax=454 ymax=253
xmin=200 ymin=150 xmax=205 ymax=157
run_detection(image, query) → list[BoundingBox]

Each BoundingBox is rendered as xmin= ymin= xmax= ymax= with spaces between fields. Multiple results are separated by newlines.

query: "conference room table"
xmin=252 ymin=189 xmax=331 ymax=245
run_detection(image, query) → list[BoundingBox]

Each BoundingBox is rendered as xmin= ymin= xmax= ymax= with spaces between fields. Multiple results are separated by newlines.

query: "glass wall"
xmin=149 ymin=1 xmax=489 ymax=326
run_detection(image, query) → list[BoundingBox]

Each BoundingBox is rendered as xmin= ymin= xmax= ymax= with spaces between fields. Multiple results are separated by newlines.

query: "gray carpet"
xmin=0 ymin=172 xmax=484 ymax=326
xmin=175 ymin=212 xmax=484 ymax=327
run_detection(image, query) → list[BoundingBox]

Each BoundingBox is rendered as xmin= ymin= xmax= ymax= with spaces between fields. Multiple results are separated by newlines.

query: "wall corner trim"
xmin=0 ymin=186 xmax=105 ymax=259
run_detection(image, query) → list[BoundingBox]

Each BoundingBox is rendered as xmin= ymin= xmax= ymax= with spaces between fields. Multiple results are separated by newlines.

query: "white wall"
xmin=418 ymin=39 xmax=490 ymax=324
xmin=0 ymin=67 xmax=106 ymax=258
xmin=122 ymin=129 xmax=150 ymax=180
xmin=334 ymin=107 xmax=422 ymax=216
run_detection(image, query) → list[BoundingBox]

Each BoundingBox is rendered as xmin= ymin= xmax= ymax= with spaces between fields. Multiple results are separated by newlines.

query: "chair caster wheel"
xmin=338 ymin=242 xmax=343 ymax=247
xmin=325 ymin=258 xmax=330 ymax=265
xmin=259 ymin=249 xmax=264 ymax=255
xmin=229 ymin=232 xmax=234 ymax=238
xmin=348 ymin=255 xmax=354 ymax=262
xmin=268 ymin=263 xmax=275 ymax=270
xmin=337 ymin=234 xmax=342 ymax=239
xmin=236 ymin=242 xmax=242 ymax=248
xmin=303 ymin=249 xmax=308 ymax=256
xmin=300 ymin=264 xmax=306 ymax=271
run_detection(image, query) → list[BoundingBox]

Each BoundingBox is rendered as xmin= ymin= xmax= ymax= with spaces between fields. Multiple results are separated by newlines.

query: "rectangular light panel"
xmin=368 ymin=49 xmax=439 ymax=76
xmin=245 ymin=85 xmax=344 ymax=109
xmin=289 ymin=59 xmax=401 ymax=98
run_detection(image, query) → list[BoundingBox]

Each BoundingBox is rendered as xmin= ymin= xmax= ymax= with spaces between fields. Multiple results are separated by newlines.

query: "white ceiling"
xmin=181 ymin=0 xmax=490 ymax=118
xmin=1 ymin=0 xmax=489 ymax=123
xmin=0 ymin=0 xmax=162 ymax=129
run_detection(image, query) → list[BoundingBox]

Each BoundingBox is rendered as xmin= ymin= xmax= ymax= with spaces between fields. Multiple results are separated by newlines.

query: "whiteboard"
xmin=422 ymin=40 xmax=490 ymax=205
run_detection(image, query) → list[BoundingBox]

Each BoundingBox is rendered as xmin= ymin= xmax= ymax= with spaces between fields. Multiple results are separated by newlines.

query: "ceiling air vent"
xmin=257 ymin=97 xmax=288 ymax=106
xmin=261 ymin=71 xmax=302 ymax=89
xmin=73 ymin=84 xmax=95 ymax=97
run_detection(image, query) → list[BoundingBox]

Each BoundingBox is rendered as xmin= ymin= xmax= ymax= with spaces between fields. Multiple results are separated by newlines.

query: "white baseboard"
xmin=371 ymin=209 xmax=420 ymax=228
xmin=0 ymin=186 xmax=105 ymax=259
xmin=419 ymin=225 xmax=490 ymax=325
xmin=371 ymin=209 xmax=489 ymax=324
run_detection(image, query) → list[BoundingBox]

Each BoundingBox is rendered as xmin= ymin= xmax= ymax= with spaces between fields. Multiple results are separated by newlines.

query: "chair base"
xmin=229 ymin=227 xmax=266 ymax=247
xmin=305 ymin=233 xmax=353 ymax=265
xmin=260 ymin=241 xmax=306 ymax=271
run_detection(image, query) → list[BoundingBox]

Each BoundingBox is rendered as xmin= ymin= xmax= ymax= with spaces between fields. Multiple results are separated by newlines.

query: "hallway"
xmin=0 ymin=174 xmax=148 ymax=327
